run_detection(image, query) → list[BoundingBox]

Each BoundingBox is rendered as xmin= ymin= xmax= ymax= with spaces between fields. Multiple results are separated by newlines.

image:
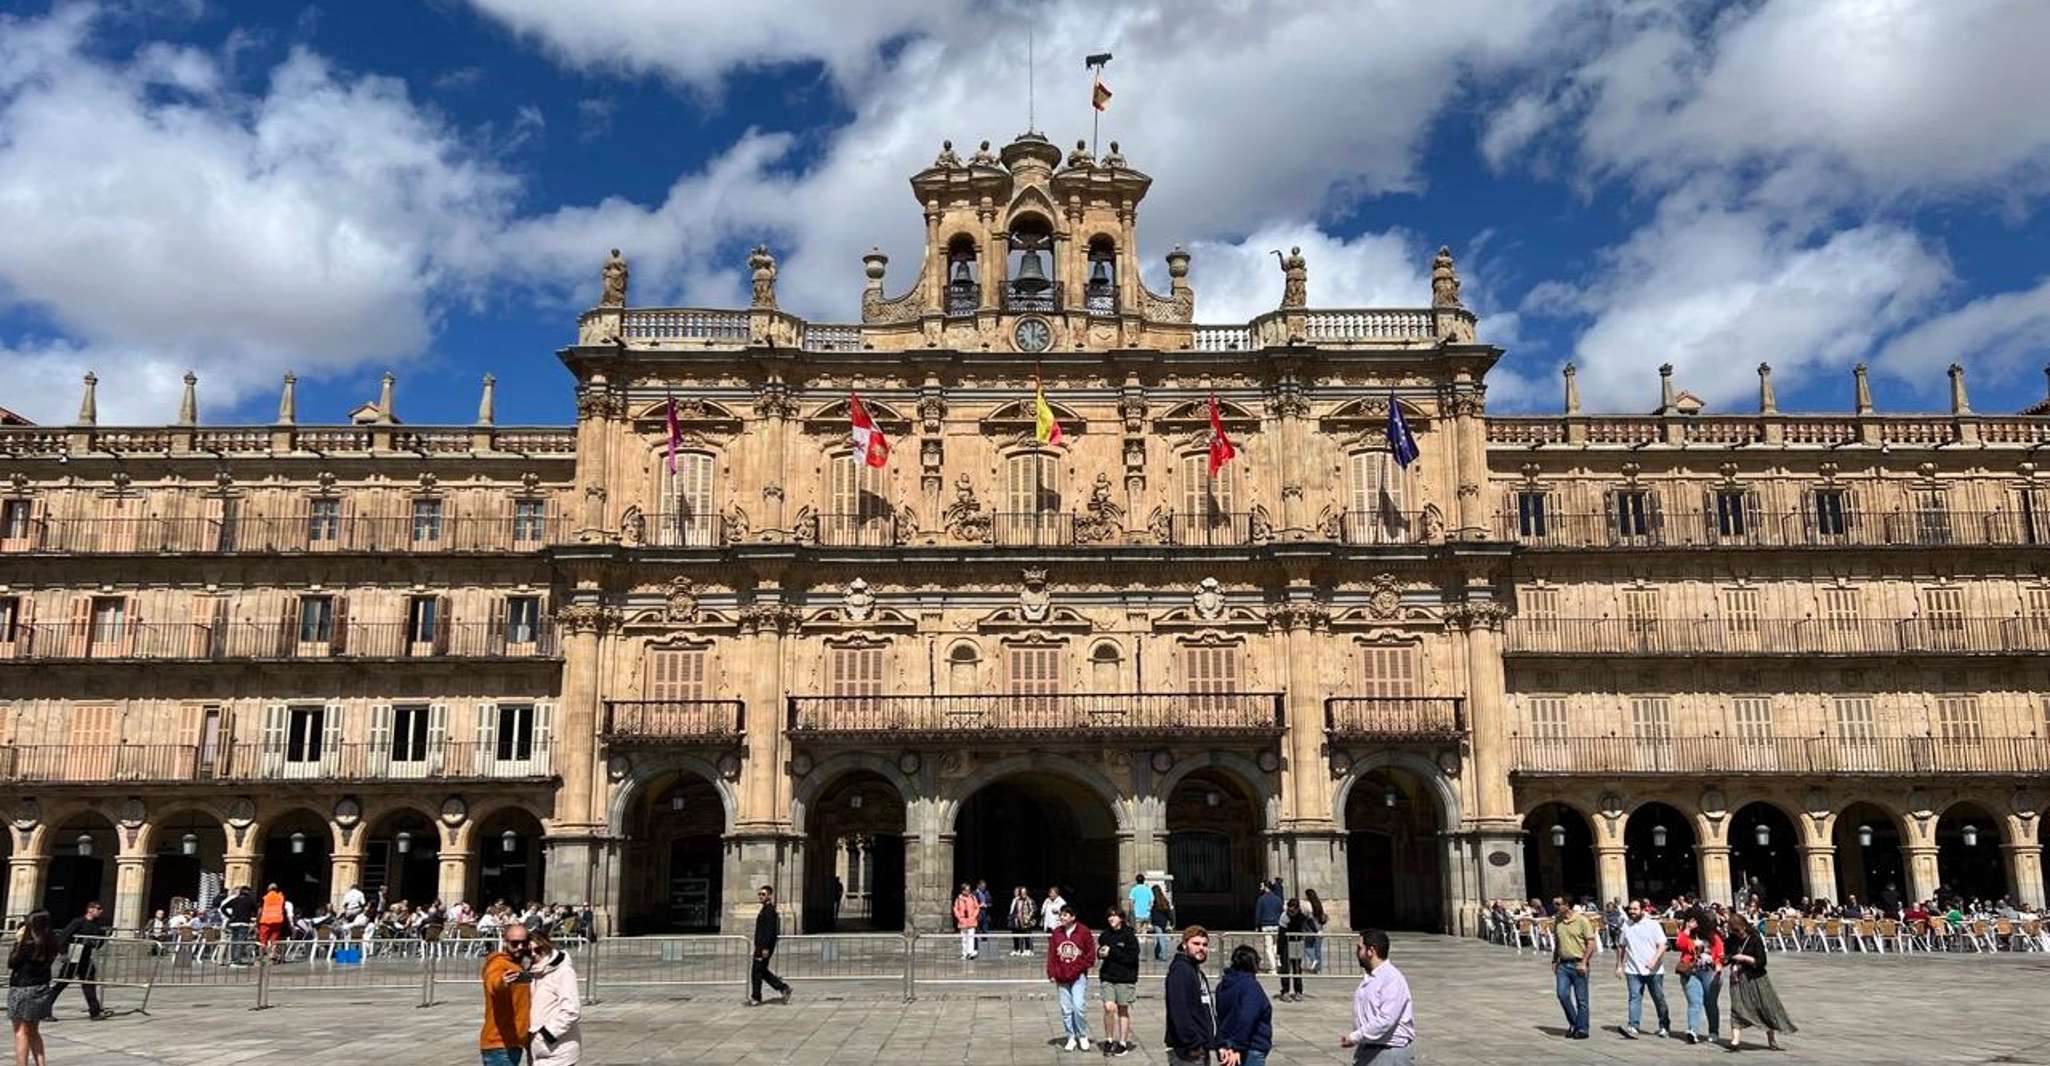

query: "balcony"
xmin=631 ymin=513 xmax=727 ymax=548
xmin=787 ymin=692 xmax=1285 ymax=742
xmin=1505 ymin=617 xmax=2050 ymax=657
xmin=1336 ymin=510 xmax=1423 ymax=546
xmin=991 ymin=512 xmax=1075 ymax=547
xmin=1324 ymin=696 xmax=1466 ymax=740
xmin=1498 ymin=509 xmax=2050 ymax=551
xmin=4 ymin=514 xmax=568 ymax=555
xmin=0 ymin=621 xmax=560 ymax=663
xmin=1002 ymin=281 xmax=1062 ymax=314
xmin=0 ymin=741 xmax=553 ymax=784
xmin=1161 ymin=512 xmax=1257 ymax=546
xmin=813 ymin=512 xmax=901 ymax=548
xmin=601 ymin=700 xmax=747 ymax=746
xmin=1510 ymin=735 xmax=2050 ymax=776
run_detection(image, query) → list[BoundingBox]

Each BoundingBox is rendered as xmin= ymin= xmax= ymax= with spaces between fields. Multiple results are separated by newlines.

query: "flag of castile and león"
xmin=848 ymin=392 xmax=890 ymax=467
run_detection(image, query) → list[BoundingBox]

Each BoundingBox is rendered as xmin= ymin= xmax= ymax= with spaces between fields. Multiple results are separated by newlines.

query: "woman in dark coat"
xmin=10 ymin=911 xmax=59 ymax=1066
xmin=1724 ymin=911 xmax=1796 ymax=1051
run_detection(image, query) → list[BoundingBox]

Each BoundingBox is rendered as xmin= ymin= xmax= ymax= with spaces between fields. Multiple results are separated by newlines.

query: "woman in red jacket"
xmin=1675 ymin=907 xmax=1723 ymax=1045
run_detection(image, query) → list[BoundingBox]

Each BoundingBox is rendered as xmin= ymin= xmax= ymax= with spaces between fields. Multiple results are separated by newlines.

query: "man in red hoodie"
xmin=1047 ymin=904 xmax=1098 ymax=1052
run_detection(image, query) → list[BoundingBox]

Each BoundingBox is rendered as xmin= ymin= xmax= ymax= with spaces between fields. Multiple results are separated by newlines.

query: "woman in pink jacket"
xmin=953 ymin=883 xmax=984 ymax=960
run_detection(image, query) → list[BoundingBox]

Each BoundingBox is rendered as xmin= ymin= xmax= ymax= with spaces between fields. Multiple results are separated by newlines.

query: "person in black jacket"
xmin=1097 ymin=908 xmax=1141 ymax=1056
xmin=747 ymin=884 xmax=792 ymax=1006
xmin=1163 ymin=925 xmax=1235 ymax=1066
xmin=1276 ymin=897 xmax=1315 ymax=1002
xmin=51 ymin=900 xmax=107 ymax=1019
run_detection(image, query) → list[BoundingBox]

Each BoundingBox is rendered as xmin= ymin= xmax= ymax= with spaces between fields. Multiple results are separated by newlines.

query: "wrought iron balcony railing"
xmin=1504 ymin=617 xmax=2050 ymax=657
xmin=0 ymin=621 xmax=559 ymax=662
xmin=788 ymin=692 xmax=1285 ymax=740
xmin=1497 ymin=509 xmax=2050 ymax=551
xmin=1510 ymin=735 xmax=2050 ymax=776
xmin=991 ymin=512 xmax=1075 ymax=547
xmin=0 ymin=740 xmax=553 ymax=784
xmin=1324 ymin=697 xmax=1466 ymax=739
xmin=630 ymin=513 xmax=728 ymax=548
xmin=601 ymin=700 xmax=746 ymax=745
xmin=1161 ymin=512 xmax=1257 ymax=546
xmin=2 ymin=514 xmax=570 ymax=555
xmin=813 ymin=512 xmax=900 ymax=547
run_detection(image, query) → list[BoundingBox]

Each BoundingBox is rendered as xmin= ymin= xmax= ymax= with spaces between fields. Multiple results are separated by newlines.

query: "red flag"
xmin=1092 ymin=77 xmax=1113 ymax=111
xmin=848 ymin=392 xmax=890 ymax=468
xmin=1206 ymin=393 xmax=1236 ymax=477
xmin=665 ymin=396 xmax=681 ymax=474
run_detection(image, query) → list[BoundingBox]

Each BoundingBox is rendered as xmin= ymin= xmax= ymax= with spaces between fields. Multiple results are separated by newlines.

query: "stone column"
xmin=2003 ymin=843 xmax=2045 ymax=910
xmin=1695 ymin=845 xmax=1733 ymax=907
xmin=1449 ymin=372 xmax=1486 ymax=537
xmin=438 ymin=848 xmax=474 ymax=907
xmin=113 ymin=855 xmax=150 ymax=931
xmin=329 ymin=840 xmax=364 ymax=911
xmin=545 ymin=600 xmax=609 ymax=900
xmin=1454 ymin=602 xmax=1523 ymax=916
xmin=1273 ymin=375 xmax=1309 ymax=533
xmin=7 ymin=856 xmax=48 ymax=914
xmin=223 ymin=849 xmax=258 ymax=892
xmin=1902 ymin=845 xmax=1941 ymax=905
xmin=1596 ymin=845 xmax=1629 ymax=906
xmin=1799 ymin=843 xmax=1838 ymax=904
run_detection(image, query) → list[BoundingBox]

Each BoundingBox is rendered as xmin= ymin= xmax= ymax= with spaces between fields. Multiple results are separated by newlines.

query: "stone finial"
xmin=1948 ymin=362 xmax=1971 ymax=415
xmin=477 ymin=373 xmax=497 ymax=426
xmin=1563 ymin=363 xmax=1581 ymax=416
xmin=1758 ymin=362 xmax=1777 ymax=414
xmin=277 ymin=373 xmax=297 ymax=425
xmin=76 ymin=371 xmax=97 ymax=426
xmin=1853 ymin=363 xmax=1874 ymax=415
xmin=599 ymin=247 xmax=628 ymax=307
xmin=1658 ymin=363 xmax=1676 ymax=413
xmin=862 ymin=247 xmax=888 ymax=292
xmin=1273 ymin=246 xmax=1307 ymax=310
xmin=1166 ymin=245 xmax=1191 ymax=285
xmin=178 ymin=371 xmax=198 ymax=426
xmin=748 ymin=245 xmax=778 ymax=310
xmin=377 ymin=372 xmax=396 ymax=424
xmin=1430 ymin=245 xmax=1464 ymax=309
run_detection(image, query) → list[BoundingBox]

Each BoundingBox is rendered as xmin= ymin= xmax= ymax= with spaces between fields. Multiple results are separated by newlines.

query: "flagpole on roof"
xmin=1085 ymin=53 xmax=1113 ymax=156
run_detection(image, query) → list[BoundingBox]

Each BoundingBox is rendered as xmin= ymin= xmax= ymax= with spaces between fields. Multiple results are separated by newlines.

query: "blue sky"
xmin=5 ymin=0 xmax=2050 ymax=427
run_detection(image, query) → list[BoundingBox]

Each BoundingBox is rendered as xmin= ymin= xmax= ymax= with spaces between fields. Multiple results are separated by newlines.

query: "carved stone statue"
xmin=969 ymin=140 xmax=999 ymax=167
xmin=721 ymin=504 xmax=750 ymax=544
xmin=1248 ymin=505 xmax=1274 ymax=544
xmin=792 ymin=504 xmax=819 ymax=545
xmin=1431 ymin=245 xmax=1463 ymax=309
xmin=1273 ymin=246 xmax=1307 ymax=310
xmin=600 ymin=248 xmax=629 ymax=307
xmin=1418 ymin=502 xmax=1447 ymax=544
xmin=1101 ymin=140 xmax=1128 ymax=169
xmin=748 ymin=245 xmax=778 ymax=310
xmin=943 ymin=474 xmax=991 ymax=542
xmin=620 ymin=505 xmax=646 ymax=547
xmin=1075 ymin=472 xmax=1126 ymax=544
xmin=1066 ymin=139 xmax=1095 ymax=168
xmin=933 ymin=139 xmax=963 ymax=168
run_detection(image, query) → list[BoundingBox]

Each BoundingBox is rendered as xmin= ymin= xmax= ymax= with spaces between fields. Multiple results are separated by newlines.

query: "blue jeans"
xmin=1681 ymin=969 xmax=1721 ymax=1036
xmin=1241 ymin=1052 xmax=1269 ymax=1066
xmin=1626 ymin=972 xmax=1671 ymax=1031
xmin=1304 ymin=936 xmax=1324 ymax=973
xmin=1554 ymin=963 xmax=1589 ymax=1034
xmin=1057 ymin=976 xmax=1090 ymax=1038
xmin=480 ymin=1050 xmax=524 ymax=1066
xmin=1153 ymin=926 xmax=1173 ymax=961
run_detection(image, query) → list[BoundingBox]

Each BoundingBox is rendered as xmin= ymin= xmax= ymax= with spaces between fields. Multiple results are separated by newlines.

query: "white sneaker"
xmin=1064 ymin=1037 xmax=1079 ymax=1052
xmin=1658 ymin=1028 xmax=1670 ymax=1039
xmin=1079 ymin=1037 xmax=1093 ymax=1052
xmin=1624 ymin=1026 xmax=1640 ymax=1039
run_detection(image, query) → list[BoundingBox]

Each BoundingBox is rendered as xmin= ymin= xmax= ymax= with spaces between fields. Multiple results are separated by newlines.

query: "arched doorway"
xmin=955 ymin=772 xmax=1120 ymax=924
xmin=366 ymin=809 xmax=440 ymax=906
xmin=261 ymin=810 xmax=333 ymax=913
xmin=620 ymin=770 xmax=725 ymax=934
xmin=1524 ymin=804 xmax=1596 ymax=904
xmin=1343 ymin=768 xmax=1445 ymax=932
xmin=1833 ymin=803 xmax=1905 ymax=910
xmin=474 ymin=808 xmax=546 ymax=909
xmin=146 ymin=812 xmax=227 ymax=919
xmin=804 ymin=771 xmax=907 ymax=933
xmin=1729 ymin=802 xmax=1801 ymax=908
xmin=45 ymin=813 xmax=114 ymax=923
xmin=1936 ymin=801 xmax=2007 ymax=902
xmin=1624 ymin=802 xmax=1697 ymax=907
xmin=1165 ymin=768 xmax=1263 ymax=930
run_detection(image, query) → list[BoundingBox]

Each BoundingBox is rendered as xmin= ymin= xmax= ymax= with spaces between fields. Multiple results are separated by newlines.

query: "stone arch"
xmin=790 ymin=752 xmax=919 ymax=838
xmin=1338 ymin=755 xmax=1455 ymax=932
xmin=1936 ymin=797 xmax=2008 ymax=901
xmin=1159 ymin=756 xmax=1274 ymax=929
xmin=938 ymin=753 xmax=1131 ymax=833
xmin=131 ymin=801 xmax=232 ymax=856
xmin=606 ymin=754 xmax=738 ymax=837
xmin=1332 ymin=750 xmax=1460 ymax=830
xmin=472 ymin=803 xmax=549 ymax=908
xmin=138 ymin=806 xmax=230 ymax=920
xmin=1833 ymin=799 xmax=1909 ymax=907
xmin=797 ymin=758 xmax=916 ymax=933
xmin=1524 ymin=802 xmax=1598 ymax=904
xmin=946 ymin=754 xmax=1130 ymax=921
xmin=1624 ymin=800 xmax=1697 ymax=906
xmin=614 ymin=760 xmax=734 ymax=935
xmin=1157 ymin=752 xmax=1280 ymax=831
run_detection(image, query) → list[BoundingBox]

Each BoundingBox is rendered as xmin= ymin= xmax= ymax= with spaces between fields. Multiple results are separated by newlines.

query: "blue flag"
xmin=1387 ymin=391 xmax=1420 ymax=468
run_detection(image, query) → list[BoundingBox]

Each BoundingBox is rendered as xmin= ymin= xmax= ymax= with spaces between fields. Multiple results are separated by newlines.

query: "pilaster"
xmin=1695 ymin=845 xmax=1733 ymax=906
xmin=2003 ymin=844 xmax=2045 ymax=910
xmin=1596 ymin=845 xmax=1629 ymax=905
xmin=553 ymin=602 xmax=610 ymax=833
xmin=1902 ymin=844 xmax=1941 ymax=905
xmin=1798 ymin=843 xmax=1837 ymax=904
xmin=438 ymin=849 xmax=474 ymax=907
xmin=8 ymin=856 xmax=48 ymax=914
xmin=112 ymin=855 xmax=150 ymax=931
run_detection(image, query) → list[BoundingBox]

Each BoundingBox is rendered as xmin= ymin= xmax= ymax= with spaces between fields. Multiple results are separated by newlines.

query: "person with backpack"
xmin=50 ymin=900 xmax=106 ymax=1020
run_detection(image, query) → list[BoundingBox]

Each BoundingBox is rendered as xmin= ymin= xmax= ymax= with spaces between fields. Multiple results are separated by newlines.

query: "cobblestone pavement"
xmin=37 ymin=934 xmax=2050 ymax=1065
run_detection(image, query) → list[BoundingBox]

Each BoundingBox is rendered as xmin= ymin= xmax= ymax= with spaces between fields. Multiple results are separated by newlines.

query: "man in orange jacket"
xmin=257 ymin=883 xmax=289 ymax=961
xmin=479 ymin=923 xmax=532 ymax=1066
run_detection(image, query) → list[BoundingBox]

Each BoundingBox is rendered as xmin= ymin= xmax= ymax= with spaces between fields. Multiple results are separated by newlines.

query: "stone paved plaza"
xmin=35 ymin=935 xmax=2050 ymax=1065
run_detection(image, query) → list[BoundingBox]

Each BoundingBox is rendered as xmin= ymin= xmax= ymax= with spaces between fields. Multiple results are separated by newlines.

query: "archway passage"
xmin=621 ymin=771 xmax=725 ymax=934
xmin=1524 ymin=804 xmax=1596 ymax=905
xmin=260 ymin=810 xmax=333 ymax=913
xmin=1730 ymin=803 xmax=1802 ymax=909
xmin=955 ymin=773 xmax=1120 ymax=925
xmin=804 ymin=771 xmax=907 ymax=933
xmin=1833 ymin=803 xmax=1905 ymax=911
xmin=475 ymin=808 xmax=547 ymax=909
xmin=1624 ymin=802 xmax=1697 ymax=907
xmin=366 ymin=810 xmax=440 ymax=905
xmin=1165 ymin=769 xmax=1263 ymax=930
xmin=147 ymin=812 xmax=228 ymax=918
xmin=45 ymin=814 xmax=114 ymax=924
xmin=1937 ymin=802 xmax=2008 ymax=903
xmin=1344 ymin=768 xmax=1446 ymax=932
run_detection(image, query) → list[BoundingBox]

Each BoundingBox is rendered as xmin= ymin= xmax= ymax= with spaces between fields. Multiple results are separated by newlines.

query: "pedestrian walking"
xmin=1097 ymin=908 xmax=1141 ymax=1057
xmin=1675 ymin=908 xmax=1723 ymax=1046
xmin=524 ymin=931 xmax=581 ymax=1065
xmin=1303 ymin=889 xmax=1328 ymax=973
xmin=1552 ymin=901 xmax=1597 ymax=1039
xmin=1009 ymin=886 xmax=1036 ymax=957
xmin=747 ymin=885 xmax=792 ymax=1006
xmin=1127 ymin=875 xmax=1154 ymax=936
xmin=1339 ymin=929 xmax=1416 ymax=1065
xmin=479 ymin=922 xmax=531 ymax=1066
xmin=975 ymin=880 xmax=992 ymax=936
xmin=1151 ymin=884 xmax=1177 ymax=961
xmin=50 ymin=900 xmax=106 ymax=1020
xmin=1616 ymin=899 xmax=1672 ymax=1038
xmin=1276 ymin=897 xmax=1314 ymax=1000
xmin=1042 ymin=885 xmax=1067 ymax=933
xmin=1252 ymin=882 xmax=1283 ymax=973
xmin=953 ymin=883 xmax=983 ymax=960
xmin=9 ymin=912 xmax=58 ymax=1066
xmin=1724 ymin=912 xmax=1795 ymax=1052
xmin=1163 ymin=925 xmax=1224 ymax=1066
xmin=1217 ymin=945 xmax=1273 ymax=1066
xmin=1046 ymin=905 xmax=1097 ymax=1052
xmin=258 ymin=884 xmax=289 ymax=963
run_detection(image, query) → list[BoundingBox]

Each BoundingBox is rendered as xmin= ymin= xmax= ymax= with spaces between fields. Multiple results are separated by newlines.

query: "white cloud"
xmin=1871 ymin=276 xmax=2050 ymax=397
xmin=0 ymin=5 xmax=518 ymax=424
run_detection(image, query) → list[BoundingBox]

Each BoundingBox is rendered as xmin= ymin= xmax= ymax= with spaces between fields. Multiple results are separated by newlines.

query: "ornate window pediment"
xmin=802 ymin=397 xmax=913 ymax=435
xmin=1155 ymin=604 xmax=1267 ymax=632
xmin=631 ymin=398 xmax=744 ymax=437
xmin=801 ymin=604 xmax=917 ymax=632
xmin=981 ymin=399 xmax=1085 ymax=439
xmin=1318 ymin=395 xmax=1433 ymax=431
xmin=974 ymin=603 xmax=1092 ymax=632
xmin=1154 ymin=398 xmax=1258 ymax=435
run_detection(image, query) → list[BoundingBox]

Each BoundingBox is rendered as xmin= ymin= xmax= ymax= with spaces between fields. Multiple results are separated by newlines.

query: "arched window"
xmin=1084 ymin=236 xmax=1117 ymax=316
xmin=1000 ymin=452 xmax=1064 ymax=545
xmin=1088 ymin=641 xmax=1123 ymax=692
xmin=946 ymin=642 xmax=982 ymax=693
xmin=1005 ymin=216 xmax=1056 ymax=313
xmin=663 ymin=451 xmax=717 ymax=547
xmin=946 ymin=234 xmax=980 ymax=317
xmin=823 ymin=453 xmax=890 ymax=546
xmin=1179 ymin=452 xmax=1238 ymax=544
xmin=1346 ymin=449 xmax=1407 ymax=545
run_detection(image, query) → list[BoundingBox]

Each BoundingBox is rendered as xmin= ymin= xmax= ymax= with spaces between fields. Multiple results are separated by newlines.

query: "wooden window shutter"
xmin=66 ymin=595 xmax=90 ymax=657
xmin=277 ymin=596 xmax=297 ymax=657
xmin=369 ymin=703 xmax=393 ymax=774
xmin=489 ymin=597 xmax=508 ymax=656
xmin=426 ymin=703 xmax=449 ymax=774
xmin=533 ymin=702 xmax=554 ymax=771
xmin=433 ymin=594 xmax=453 ymax=654
xmin=474 ymin=702 xmax=497 ymax=773
xmin=329 ymin=595 xmax=349 ymax=654
xmin=320 ymin=702 xmax=344 ymax=773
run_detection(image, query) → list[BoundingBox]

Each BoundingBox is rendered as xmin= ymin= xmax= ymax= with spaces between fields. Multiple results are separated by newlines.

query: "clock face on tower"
xmin=1012 ymin=316 xmax=1052 ymax=353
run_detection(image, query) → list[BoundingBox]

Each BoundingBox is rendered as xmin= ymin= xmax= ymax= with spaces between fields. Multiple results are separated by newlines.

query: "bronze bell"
xmin=1012 ymin=249 xmax=1050 ymax=293
xmin=950 ymin=258 xmax=975 ymax=285
xmin=1089 ymin=257 xmax=1112 ymax=287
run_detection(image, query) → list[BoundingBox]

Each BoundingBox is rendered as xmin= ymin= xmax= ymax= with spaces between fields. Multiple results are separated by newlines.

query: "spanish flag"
xmin=1092 ymin=77 xmax=1113 ymax=111
xmin=1034 ymin=376 xmax=1064 ymax=445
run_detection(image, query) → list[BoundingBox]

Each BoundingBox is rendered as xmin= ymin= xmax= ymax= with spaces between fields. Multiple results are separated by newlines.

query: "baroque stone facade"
xmin=0 ymin=132 xmax=2043 ymax=937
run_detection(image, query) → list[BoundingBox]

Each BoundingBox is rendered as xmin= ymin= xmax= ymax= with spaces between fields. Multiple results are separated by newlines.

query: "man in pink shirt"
xmin=1339 ymin=929 xmax=1415 ymax=1065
